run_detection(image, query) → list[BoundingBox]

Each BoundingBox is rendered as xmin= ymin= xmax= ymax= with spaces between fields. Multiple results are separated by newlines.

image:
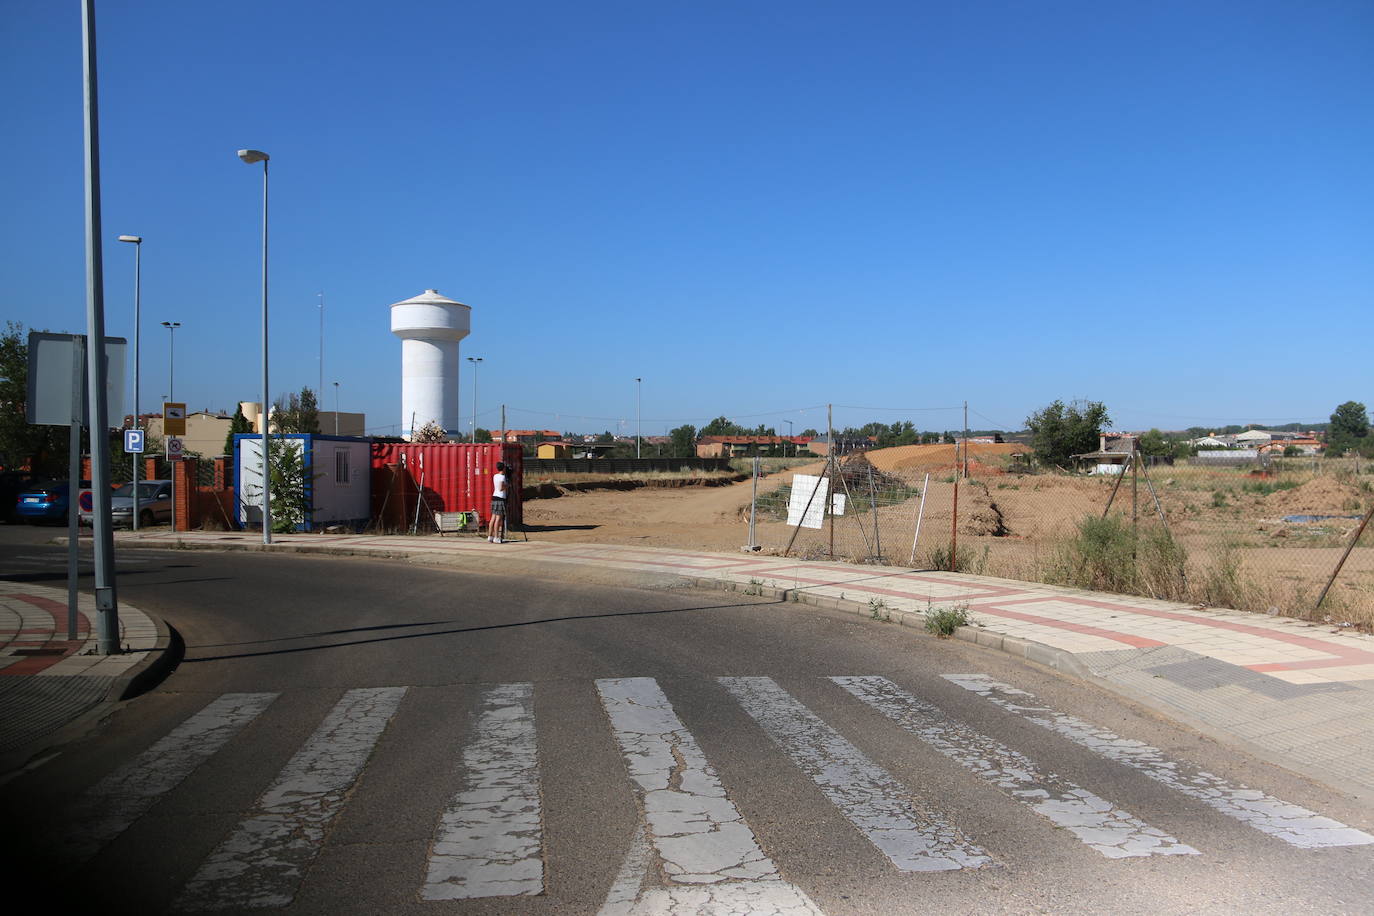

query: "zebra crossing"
xmin=57 ymin=673 xmax=1373 ymax=912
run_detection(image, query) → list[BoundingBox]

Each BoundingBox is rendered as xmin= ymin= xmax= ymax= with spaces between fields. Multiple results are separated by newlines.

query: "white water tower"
xmin=390 ymin=288 xmax=471 ymax=439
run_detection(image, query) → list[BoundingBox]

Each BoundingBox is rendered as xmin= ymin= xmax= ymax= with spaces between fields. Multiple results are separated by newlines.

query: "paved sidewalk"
xmin=18 ymin=527 xmax=1374 ymax=801
xmin=0 ymin=580 xmax=165 ymax=775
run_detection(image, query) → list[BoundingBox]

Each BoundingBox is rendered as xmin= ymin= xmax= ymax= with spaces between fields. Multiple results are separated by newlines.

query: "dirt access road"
xmin=519 ymin=464 xmax=817 ymax=551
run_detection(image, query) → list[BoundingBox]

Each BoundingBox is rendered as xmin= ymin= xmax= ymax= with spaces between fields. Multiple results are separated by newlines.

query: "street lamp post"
xmin=318 ymin=291 xmax=324 ymax=399
xmin=333 ymin=381 xmax=340 ymax=435
xmin=467 ymin=357 xmax=482 ymax=443
xmin=636 ymin=377 xmax=642 ymax=459
xmin=786 ymin=419 xmax=793 ymax=458
xmin=160 ymin=321 xmax=180 ymax=401
xmin=118 ymin=235 xmax=142 ymax=529
xmin=238 ymin=148 xmax=271 ymax=544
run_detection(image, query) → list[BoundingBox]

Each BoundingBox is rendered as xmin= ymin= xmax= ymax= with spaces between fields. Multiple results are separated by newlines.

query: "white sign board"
xmin=786 ymin=474 xmax=829 ymax=529
xmin=830 ymin=493 xmax=846 ymax=516
xmin=166 ymin=436 xmax=184 ymax=460
xmin=25 ymin=332 xmax=127 ymax=429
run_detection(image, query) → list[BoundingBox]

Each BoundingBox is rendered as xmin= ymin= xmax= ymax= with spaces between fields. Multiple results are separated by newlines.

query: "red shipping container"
xmin=369 ymin=442 xmax=522 ymax=531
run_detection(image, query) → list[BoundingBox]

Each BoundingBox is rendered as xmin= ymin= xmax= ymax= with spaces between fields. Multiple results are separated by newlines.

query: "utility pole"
xmin=81 ymin=0 xmax=119 ymax=653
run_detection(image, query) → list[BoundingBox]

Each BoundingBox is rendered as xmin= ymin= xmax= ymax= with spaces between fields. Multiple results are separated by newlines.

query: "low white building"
xmin=234 ymin=433 xmax=372 ymax=531
xmin=1235 ymin=429 xmax=1273 ymax=446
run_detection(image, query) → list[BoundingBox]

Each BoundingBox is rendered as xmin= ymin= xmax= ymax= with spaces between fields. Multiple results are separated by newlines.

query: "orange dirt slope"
xmin=865 ymin=442 xmax=1022 ymax=472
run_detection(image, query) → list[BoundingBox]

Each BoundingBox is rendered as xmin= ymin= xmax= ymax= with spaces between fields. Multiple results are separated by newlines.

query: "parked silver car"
xmin=80 ymin=479 xmax=173 ymax=528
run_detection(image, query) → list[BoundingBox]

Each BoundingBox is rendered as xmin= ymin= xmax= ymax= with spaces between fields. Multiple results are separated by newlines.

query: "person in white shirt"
xmin=487 ymin=461 xmax=508 ymax=543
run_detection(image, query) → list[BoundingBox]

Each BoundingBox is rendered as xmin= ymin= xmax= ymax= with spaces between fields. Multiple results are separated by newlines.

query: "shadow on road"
xmin=182 ymin=596 xmax=785 ymax=663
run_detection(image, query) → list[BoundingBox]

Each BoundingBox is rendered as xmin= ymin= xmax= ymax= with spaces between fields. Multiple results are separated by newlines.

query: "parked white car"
xmin=80 ymin=479 xmax=173 ymax=528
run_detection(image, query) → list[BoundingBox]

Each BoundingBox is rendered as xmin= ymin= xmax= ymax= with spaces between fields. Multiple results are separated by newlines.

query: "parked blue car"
xmin=14 ymin=480 xmax=87 ymax=525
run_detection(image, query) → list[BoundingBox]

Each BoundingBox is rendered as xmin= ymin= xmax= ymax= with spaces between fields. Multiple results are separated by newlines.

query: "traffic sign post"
xmin=163 ymin=402 xmax=186 ymax=436
xmin=165 ymin=436 xmax=184 ymax=532
xmin=124 ymin=428 xmax=145 ymax=531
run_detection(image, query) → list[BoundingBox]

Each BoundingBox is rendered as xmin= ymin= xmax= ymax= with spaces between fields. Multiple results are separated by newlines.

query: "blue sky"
xmin=4 ymin=1 xmax=1370 ymax=438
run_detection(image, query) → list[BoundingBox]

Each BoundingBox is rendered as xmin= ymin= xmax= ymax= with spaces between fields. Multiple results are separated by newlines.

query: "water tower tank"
xmin=390 ymin=288 xmax=471 ymax=440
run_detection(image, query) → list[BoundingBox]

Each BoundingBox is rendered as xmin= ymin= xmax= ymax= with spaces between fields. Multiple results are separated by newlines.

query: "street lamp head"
xmin=117 ymin=234 xmax=142 ymax=244
xmin=237 ymin=149 xmax=270 ymax=164
xmin=161 ymin=321 xmax=180 ymax=329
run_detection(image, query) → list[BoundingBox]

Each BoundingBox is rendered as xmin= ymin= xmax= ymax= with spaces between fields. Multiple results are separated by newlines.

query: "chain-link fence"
xmin=745 ymin=452 xmax=1374 ymax=627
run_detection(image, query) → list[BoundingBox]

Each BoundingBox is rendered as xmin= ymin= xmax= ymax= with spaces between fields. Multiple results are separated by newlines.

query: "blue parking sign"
xmin=124 ymin=428 xmax=145 ymax=453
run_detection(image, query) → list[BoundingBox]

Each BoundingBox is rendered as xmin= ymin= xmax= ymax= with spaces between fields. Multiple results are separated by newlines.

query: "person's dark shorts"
xmin=490 ymin=497 xmax=507 ymax=516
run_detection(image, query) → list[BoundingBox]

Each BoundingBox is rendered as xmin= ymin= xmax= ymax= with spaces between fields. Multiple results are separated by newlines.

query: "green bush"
xmin=1050 ymin=515 xmax=1188 ymax=601
xmin=1197 ymin=545 xmax=1248 ymax=610
xmin=923 ymin=542 xmax=977 ymax=573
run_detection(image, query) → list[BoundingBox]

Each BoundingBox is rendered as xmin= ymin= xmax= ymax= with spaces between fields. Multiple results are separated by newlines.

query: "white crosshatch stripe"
xmin=720 ymin=676 xmax=990 ymax=872
xmin=423 ymin=683 xmax=543 ymax=900
xmin=596 ymin=677 xmax=780 ymax=884
xmin=62 ymin=692 xmax=278 ymax=862
xmin=595 ymin=677 xmax=826 ymax=915
xmin=832 ymin=676 xmax=1197 ymax=858
xmin=944 ymin=674 xmax=1374 ymax=849
xmin=176 ymin=686 xmax=407 ymax=911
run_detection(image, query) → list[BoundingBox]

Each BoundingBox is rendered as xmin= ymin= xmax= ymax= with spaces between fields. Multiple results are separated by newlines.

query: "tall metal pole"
xmin=260 ymin=158 xmax=270 ymax=544
xmin=636 ymin=377 xmax=642 ymax=458
xmin=239 ymin=149 xmax=272 ymax=544
xmin=82 ymin=0 xmax=119 ymax=654
xmin=161 ymin=321 xmax=179 ymax=401
xmin=318 ymin=291 xmax=324 ymax=399
xmin=333 ymin=381 xmax=339 ymax=435
xmin=119 ymin=235 xmax=142 ymax=530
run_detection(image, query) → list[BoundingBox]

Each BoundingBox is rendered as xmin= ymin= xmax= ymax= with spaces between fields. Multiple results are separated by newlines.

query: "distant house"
xmin=1072 ymin=434 xmax=1137 ymax=474
xmin=1235 ymin=429 xmax=1273 ymax=446
xmin=696 ymin=435 xmax=788 ymax=458
xmin=144 ymin=410 xmax=232 ymax=457
xmin=536 ymin=442 xmax=574 ymax=459
xmin=503 ymin=429 xmax=561 ymax=445
xmin=1259 ymin=438 xmax=1323 ymax=457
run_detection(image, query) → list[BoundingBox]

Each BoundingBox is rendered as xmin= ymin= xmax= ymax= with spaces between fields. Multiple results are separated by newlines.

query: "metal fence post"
xmin=745 ymin=456 xmax=760 ymax=551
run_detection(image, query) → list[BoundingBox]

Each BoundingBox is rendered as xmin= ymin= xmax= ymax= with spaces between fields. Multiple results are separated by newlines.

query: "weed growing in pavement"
xmin=868 ymin=597 xmax=890 ymax=621
xmin=923 ymin=542 xmax=976 ymax=573
xmin=745 ymin=578 xmax=764 ymax=596
xmin=925 ymin=603 xmax=970 ymax=637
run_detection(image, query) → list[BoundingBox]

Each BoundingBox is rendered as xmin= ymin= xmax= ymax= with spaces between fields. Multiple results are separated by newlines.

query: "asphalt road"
xmin=3 ymin=527 xmax=1373 ymax=914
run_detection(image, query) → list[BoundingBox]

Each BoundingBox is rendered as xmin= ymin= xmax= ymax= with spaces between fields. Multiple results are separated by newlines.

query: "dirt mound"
xmin=959 ymin=479 xmax=1011 ymax=537
xmin=1264 ymin=477 xmax=1369 ymax=516
xmin=867 ymin=442 xmax=1022 ymax=473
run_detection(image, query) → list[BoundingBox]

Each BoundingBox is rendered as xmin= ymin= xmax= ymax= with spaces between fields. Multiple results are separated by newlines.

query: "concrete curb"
xmin=0 ymin=597 xmax=179 ymax=780
xmin=114 ymin=610 xmax=181 ymax=702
